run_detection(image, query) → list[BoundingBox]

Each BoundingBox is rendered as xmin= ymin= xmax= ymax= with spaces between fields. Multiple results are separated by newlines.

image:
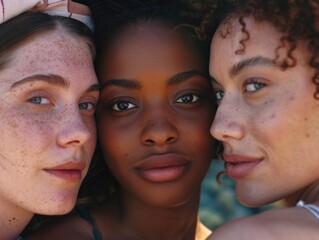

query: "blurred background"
xmin=199 ymin=159 xmax=285 ymax=230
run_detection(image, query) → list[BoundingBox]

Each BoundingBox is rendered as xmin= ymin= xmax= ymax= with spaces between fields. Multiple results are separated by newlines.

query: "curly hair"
xmin=213 ymin=0 xmax=319 ymax=98
xmin=210 ymin=0 xmax=319 ymax=184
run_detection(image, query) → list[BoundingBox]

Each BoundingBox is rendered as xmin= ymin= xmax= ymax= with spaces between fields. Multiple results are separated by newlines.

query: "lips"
xmin=223 ymin=153 xmax=262 ymax=179
xmin=135 ymin=153 xmax=191 ymax=183
xmin=44 ymin=161 xmax=86 ymax=182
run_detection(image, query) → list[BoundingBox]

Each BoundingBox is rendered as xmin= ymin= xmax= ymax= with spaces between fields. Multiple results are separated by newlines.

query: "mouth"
xmin=223 ymin=153 xmax=262 ymax=179
xmin=135 ymin=153 xmax=191 ymax=183
xmin=44 ymin=161 xmax=86 ymax=182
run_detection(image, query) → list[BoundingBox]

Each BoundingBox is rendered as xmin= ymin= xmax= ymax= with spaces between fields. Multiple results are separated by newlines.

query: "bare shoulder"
xmin=26 ymin=213 xmax=93 ymax=240
xmin=208 ymin=207 xmax=319 ymax=240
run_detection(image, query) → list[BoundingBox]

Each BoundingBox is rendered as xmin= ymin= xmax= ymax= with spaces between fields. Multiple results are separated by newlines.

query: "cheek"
xmin=0 ymin=113 xmax=54 ymax=157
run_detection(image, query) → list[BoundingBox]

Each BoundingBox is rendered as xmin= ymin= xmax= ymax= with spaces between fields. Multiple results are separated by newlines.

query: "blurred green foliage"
xmin=199 ymin=159 xmax=280 ymax=230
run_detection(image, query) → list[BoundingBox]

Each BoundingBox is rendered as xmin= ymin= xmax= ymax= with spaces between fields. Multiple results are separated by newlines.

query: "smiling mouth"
xmin=135 ymin=153 xmax=191 ymax=183
xmin=225 ymin=160 xmax=262 ymax=179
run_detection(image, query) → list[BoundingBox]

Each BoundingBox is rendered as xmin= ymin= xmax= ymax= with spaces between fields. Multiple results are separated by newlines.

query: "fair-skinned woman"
xmin=0 ymin=11 xmax=99 ymax=239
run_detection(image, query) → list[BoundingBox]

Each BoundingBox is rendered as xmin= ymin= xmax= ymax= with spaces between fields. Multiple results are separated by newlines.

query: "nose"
xmin=210 ymin=100 xmax=245 ymax=142
xmin=57 ymin=109 xmax=94 ymax=147
xmin=141 ymin=110 xmax=178 ymax=146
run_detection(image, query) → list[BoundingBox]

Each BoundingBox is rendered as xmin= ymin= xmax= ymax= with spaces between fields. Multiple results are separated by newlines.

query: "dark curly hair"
xmin=87 ymin=0 xmax=218 ymax=77
xmin=213 ymin=0 xmax=319 ymax=98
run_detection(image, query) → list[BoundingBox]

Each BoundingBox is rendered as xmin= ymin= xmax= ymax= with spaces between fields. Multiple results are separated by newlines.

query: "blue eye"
xmin=112 ymin=101 xmax=136 ymax=111
xmin=214 ymin=91 xmax=224 ymax=101
xmin=176 ymin=94 xmax=199 ymax=103
xmin=28 ymin=97 xmax=50 ymax=104
xmin=79 ymin=102 xmax=95 ymax=110
xmin=245 ymin=82 xmax=265 ymax=92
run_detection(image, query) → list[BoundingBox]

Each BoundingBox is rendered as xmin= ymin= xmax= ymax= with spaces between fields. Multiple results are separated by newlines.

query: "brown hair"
xmin=214 ymin=0 xmax=319 ymax=98
xmin=0 ymin=11 xmax=95 ymax=69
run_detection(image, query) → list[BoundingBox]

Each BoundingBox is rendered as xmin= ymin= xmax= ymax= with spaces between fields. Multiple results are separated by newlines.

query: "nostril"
xmin=167 ymin=136 xmax=176 ymax=143
xmin=144 ymin=139 xmax=155 ymax=145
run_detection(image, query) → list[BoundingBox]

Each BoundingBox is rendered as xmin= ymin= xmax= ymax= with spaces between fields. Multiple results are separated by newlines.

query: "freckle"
xmin=271 ymin=114 xmax=276 ymax=118
xmin=306 ymin=133 xmax=310 ymax=138
xmin=290 ymin=96 xmax=295 ymax=100
xmin=305 ymin=118 xmax=308 ymax=121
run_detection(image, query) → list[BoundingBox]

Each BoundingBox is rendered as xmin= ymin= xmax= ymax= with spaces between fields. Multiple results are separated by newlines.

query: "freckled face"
xmin=0 ymin=29 xmax=99 ymax=215
xmin=210 ymin=16 xmax=319 ymax=207
xmin=97 ymin=23 xmax=215 ymax=207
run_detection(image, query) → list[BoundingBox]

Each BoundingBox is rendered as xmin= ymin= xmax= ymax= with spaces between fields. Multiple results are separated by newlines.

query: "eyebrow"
xmin=100 ymin=70 xmax=207 ymax=90
xmin=101 ymin=79 xmax=142 ymax=89
xmin=230 ymin=56 xmax=277 ymax=76
xmin=11 ymin=74 xmax=70 ymax=89
xmin=11 ymin=74 xmax=100 ymax=93
xmin=168 ymin=70 xmax=208 ymax=85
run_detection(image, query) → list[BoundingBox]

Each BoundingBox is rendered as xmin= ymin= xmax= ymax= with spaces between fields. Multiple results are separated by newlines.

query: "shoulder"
xmin=26 ymin=211 xmax=94 ymax=240
xmin=208 ymin=207 xmax=319 ymax=240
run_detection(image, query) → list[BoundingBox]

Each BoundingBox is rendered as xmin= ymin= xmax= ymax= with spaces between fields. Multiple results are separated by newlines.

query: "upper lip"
xmin=135 ymin=153 xmax=190 ymax=170
xmin=45 ymin=161 xmax=86 ymax=171
xmin=223 ymin=153 xmax=262 ymax=163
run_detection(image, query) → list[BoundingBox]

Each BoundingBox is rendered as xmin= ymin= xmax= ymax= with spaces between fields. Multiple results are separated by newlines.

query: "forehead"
xmin=12 ymin=29 xmax=91 ymax=72
xmin=100 ymin=23 xmax=204 ymax=79
xmin=209 ymin=16 xmax=283 ymax=76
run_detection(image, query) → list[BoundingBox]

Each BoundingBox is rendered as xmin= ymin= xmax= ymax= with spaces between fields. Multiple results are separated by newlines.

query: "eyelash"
xmin=28 ymin=96 xmax=51 ymax=105
xmin=111 ymin=99 xmax=137 ymax=112
xmin=79 ymin=102 xmax=96 ymax=111
xmin=212 ymin=78 xmax=267 ymax=103
xmin=27 ymin=95 xmax=97 ymax=113
xmin=244 ymin=78 xmax=267 ymax=93
xmin=175 ymin=93 xmax=200 ymax=104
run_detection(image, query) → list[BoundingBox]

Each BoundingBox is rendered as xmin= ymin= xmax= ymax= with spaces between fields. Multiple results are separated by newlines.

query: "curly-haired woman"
xmin=208 ymin=0 xmax=319 ymax=239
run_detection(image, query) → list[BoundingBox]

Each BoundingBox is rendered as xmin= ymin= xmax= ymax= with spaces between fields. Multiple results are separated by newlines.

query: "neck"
xmin=0 ymin=197 xmax=33 ymax=240
xmin=285 ymin=181 xmax=319 ymax=206
xmin=115 ymin=190 xmax=209 ymax=240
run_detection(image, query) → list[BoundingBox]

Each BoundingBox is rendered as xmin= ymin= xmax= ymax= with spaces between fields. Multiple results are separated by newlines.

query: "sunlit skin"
xmin=93 ymin=23 xmax=215 ymax=239
xmin=210 ymin=16 xmax=319 ymax=207
xmin=0 ymin=28 xmax=99 ymax=238
xmin=27 ymin=22 xmax=215 ymax=240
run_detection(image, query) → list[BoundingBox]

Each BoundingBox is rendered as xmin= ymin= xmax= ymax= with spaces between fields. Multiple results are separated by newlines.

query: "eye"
xmin=214 ymin=91 xmax=224 ymax=102
xmin=79 ymin=102 xmax=96 ymax=110
xmin=112 ymin=100 xmax=136 ymax=111
xmin=176 ymin=94 xmax=199 ymax=103
xmin=28 ymin=97 xmax=50 ymax=105
xmin=244 ymin=79 xmax=266 ymax=93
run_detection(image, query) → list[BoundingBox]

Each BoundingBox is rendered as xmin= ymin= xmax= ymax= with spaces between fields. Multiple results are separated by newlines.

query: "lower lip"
xmin=45 ymin=169 xmax=82 ymax=182
xmin=137 ymin=164 xmax=190 ymax=183
xmin=225 ymin=160 xmax=261 ymax=179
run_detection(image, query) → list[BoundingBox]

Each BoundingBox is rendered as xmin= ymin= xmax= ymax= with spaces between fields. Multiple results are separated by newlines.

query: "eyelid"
xmin=243 ymin=77 xmax=268 ymax=93
xmin=175 ymin=93 xmax=200 ymax=103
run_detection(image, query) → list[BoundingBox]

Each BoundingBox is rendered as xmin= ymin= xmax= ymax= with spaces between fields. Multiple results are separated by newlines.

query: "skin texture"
xmin=29 ymin=22 xmax=215 ymax=240
xmin=208 ymin=15 xmax=319 ymax=239
xmin=95 ymin=23 xmax=215 ymax=240
xmin=0 ymin=27 xmax=99 ymax=239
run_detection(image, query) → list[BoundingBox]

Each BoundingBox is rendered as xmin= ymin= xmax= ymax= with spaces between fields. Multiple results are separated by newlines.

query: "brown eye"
xmin=112 ymin=101 xmax=136 ymax=111
xmin=176 ymin=94 xmax=199 ymax=103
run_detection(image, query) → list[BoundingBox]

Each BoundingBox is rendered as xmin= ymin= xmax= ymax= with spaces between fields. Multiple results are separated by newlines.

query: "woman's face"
xmin=97 ymin=23 xmax=215 ymax=207
xmin=210 ymin=16 xmax=319 ymax=207
xmin=0 ymin=29 xmax=99 ymax=215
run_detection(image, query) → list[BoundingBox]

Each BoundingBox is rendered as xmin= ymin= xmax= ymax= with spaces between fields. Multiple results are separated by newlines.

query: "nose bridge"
xmin=57 ymin=104 xmax=92 ymax=147
xmin=211 ymin=93 xmax=245 ymax=141
xmin=141 ymin=104 xmax=178 ymax=146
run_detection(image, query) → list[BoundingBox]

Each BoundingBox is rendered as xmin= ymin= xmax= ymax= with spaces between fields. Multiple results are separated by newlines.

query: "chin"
xmin=34 ymin=195 xmax=77 ymax=215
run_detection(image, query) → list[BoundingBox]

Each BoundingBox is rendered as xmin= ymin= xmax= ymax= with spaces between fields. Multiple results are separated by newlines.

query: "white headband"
xmin=0 ymin=0 xmax=93 ymax=29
